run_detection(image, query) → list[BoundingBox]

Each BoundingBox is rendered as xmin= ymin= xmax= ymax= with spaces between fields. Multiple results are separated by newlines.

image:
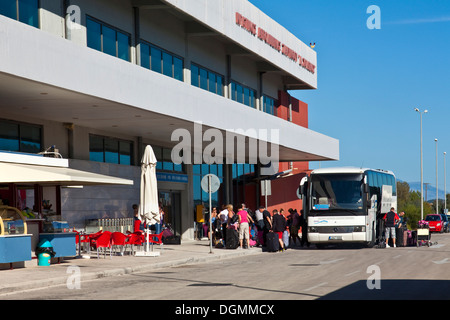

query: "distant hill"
xmin=407 ymin=181 xmax=446 ymax=200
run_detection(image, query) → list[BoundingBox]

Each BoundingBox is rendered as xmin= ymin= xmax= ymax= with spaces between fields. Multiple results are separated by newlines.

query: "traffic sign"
xmin=201 ymin=174 xmax=220 ymax=193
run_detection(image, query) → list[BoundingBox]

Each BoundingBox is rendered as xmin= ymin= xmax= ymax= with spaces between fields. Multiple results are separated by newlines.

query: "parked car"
xmin=440 ymin=214 xmax=449 ymax=233
xmin=425 ymin=214 xmax=444 ymax=233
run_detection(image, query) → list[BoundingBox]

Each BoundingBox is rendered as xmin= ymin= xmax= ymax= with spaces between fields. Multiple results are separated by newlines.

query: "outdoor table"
xmin=0 ymin=234 xmax=32 ymax=266
xmin=39 ymin=232 xmax=77 ymax=261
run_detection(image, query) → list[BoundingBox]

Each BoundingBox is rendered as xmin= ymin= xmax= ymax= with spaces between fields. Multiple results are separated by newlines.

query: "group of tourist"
xmin=208 ymin=203 xmax=309 ymax=250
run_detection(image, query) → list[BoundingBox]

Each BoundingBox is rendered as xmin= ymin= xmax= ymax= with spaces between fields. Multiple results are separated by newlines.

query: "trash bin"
xmin=36 ymin=240 xmax=56 ymax=266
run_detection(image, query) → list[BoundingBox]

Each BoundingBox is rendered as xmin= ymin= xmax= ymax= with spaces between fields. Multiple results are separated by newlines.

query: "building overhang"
xmin=133 ymin=0 xmax=317 ymax=89
xmin=0 ymin=16 xmax=338 ymax=164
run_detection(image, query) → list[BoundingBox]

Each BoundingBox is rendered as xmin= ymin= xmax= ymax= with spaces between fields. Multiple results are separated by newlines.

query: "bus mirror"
xmin=300 ymin=176 xmax=308 ymax=193
xmin=298 ymin=176 xmax=308 ymax=199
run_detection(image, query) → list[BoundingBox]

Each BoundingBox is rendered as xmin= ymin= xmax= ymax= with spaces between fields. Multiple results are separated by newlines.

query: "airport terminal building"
xmin=0 ymin=0 xmax=339 ymax=241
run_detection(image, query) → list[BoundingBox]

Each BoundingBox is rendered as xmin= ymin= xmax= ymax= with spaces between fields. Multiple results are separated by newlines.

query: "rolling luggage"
xmin=398 ymin=229 xmax=408 ymax=247
xmin=257 ymin=230 xmax=264 ymax=246
xmin=225 ymin=228 xmax=239 ymax=249
xmin=282 ymin=230 xmax=289 ymax=248
xmin=266 ymin=232 xmax=279 ymax=252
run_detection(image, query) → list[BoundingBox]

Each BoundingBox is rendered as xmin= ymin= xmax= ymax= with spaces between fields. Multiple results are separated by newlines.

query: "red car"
xmin=425 ymin=214 xmax=444 ymax=233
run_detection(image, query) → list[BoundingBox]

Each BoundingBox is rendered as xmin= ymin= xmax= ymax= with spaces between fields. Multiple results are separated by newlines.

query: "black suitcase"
xmin=226 ymin=228 xmax=239 ymax=249
xmin=266 ymin=232 xmax=279 ymax=252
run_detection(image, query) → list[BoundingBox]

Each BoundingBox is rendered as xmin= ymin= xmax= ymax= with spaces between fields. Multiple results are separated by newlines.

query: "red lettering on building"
xmin=257 ymin=27 xmax=281 ymax=51
xmin=236 ymin=12 xmax=256 ymax=36
xmin=281 ymin=44 xmax=298 ymax=62
xmin=235 ymin=12 xmax=316 ymax=74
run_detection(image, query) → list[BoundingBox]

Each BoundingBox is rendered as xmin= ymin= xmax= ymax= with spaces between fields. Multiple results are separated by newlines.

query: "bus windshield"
xmin=310 ymin=173 xmax=364 ymax=213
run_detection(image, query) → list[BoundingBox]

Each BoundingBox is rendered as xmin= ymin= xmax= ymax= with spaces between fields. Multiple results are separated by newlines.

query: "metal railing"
xmin=85 ymin=218 xmax=134 ymax=233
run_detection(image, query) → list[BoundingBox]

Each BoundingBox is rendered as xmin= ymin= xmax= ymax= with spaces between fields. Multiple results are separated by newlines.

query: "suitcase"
xmin=398 ymin=230 xmax=408 ymax=247
xmin=266 ymin=232 xmax=280 ymax=252
xmin=282 ymin=230 xmax=289 ymax=248
xmin=225 ymin=228 xmax=239 ymax=249
xmin=257 ymin=230 xmax=264 ymax=246
xmin=407 ymin=230 xmax=417 ymax=246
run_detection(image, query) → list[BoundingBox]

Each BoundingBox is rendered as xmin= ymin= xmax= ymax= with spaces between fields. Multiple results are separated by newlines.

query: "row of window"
xmin=0 ymin=4 xmax=279 ymax=115
xmin=89 ymin=135 xmax=133 ymax=165
xmin=0 ymin=0 xmax=38 ymax=28
xmin=85 ymin=17 xmax=277 ymax=115
xmin=86 ymin=17 xmax=130 ymax=62
xmin=367 ymin=171 xmax=397 ymax=196
xmin=140 ymin=42 xmax=183 ymax=81
xmin=0 ymin=120 xmax=41 ymax=154
xmin=0 ymin=119 xmax=261 ymax=191
xmin=191 ymin=64 xmax=224 ymax=96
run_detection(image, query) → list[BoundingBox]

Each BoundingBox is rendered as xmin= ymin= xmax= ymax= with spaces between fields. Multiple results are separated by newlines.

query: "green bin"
xmin=36 ymin=240 xmax=55 ymax=267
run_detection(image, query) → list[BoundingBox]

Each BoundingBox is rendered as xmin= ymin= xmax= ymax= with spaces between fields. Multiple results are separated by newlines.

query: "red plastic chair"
xmin=75 ymin=230 xmax=91 ymax=255
xmin=111 ymin=232 xmax=128 ymax=255
xmin=91 ymin=231 xmax=112 ymax=259
xmin=148 ymin=232 xmax=164 ymax=253
xmin=126 ymin=232 xmax=145 ymax=255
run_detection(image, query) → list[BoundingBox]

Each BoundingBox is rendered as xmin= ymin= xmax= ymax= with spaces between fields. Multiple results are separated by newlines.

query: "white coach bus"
xmin=299 ymin=167 xmax=397 ymax=248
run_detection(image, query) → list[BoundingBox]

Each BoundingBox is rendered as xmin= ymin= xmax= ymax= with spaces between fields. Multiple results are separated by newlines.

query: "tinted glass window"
xmin=191 ymin=64 xmax=199 ymax=87
xmin=150 ymin=46 xmax=162 ymax=73
xmin=217 ymin=76 xmax=223 ymax=96
xmin=0 ymin=0 xmax=17 ymax=20
xmin=236 ymin=84 xmax=243 ymax=103
xmin=0 ymin=121 xmax=19 ymax=151
xmin=208 ymin=72 xmax=216 ymax=93
xmin=153 ymin=146 xmax=162 ymax=170
xmin=119 ymin=141 xmax=131 ymax=165
xmin=19 ymin=0 xmax=38 ymax=27
xmin=89 ymin=135 xmax=104 ymax=162
xmin=200 ymin=68 xmax=208 ymax=90
xmin=173 ymin=57 xmax=183 ymax=81
xmin=140 ymin=43 xmax=150 ymax=69
xmin=86 ymin=18 xmax=101 ymax=51
xmin=102 ymin=25 xmax=116 ymax=57
xmin=117 ymin=32 xmax=129 ymax=61
xmin=162 ymin=52 xmax=172 ymax=77
xmin=20 ymin=125 xmax=41 ymax=153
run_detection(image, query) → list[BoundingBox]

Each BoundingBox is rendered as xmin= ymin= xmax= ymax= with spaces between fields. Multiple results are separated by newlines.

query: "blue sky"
xmin=250 ymin=0 xmax=450 ymax=195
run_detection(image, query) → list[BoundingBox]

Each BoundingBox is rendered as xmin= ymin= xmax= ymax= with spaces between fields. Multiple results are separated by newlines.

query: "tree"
xmin=396 ymin=182 xmax=432 ymax=229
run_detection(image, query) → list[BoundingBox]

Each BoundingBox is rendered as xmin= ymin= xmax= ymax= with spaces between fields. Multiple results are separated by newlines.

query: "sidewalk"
xmin=0 ymin=240 xmax=263 ymax=295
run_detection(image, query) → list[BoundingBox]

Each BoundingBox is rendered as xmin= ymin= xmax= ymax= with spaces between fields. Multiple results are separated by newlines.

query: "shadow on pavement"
xmin=319 ymin=279 xmax=450 ymax=300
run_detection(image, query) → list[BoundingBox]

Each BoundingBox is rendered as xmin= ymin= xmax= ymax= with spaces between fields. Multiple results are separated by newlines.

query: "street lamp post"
xmin=445 ymin=152 xmax=447 ymax=214
xmin=435 ymin=138 xmax=438 ymax=214
xmin=415 ymin=108 xmax=427 ymax=220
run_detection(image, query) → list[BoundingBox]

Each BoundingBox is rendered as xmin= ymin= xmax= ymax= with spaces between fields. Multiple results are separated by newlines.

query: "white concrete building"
xmin=0 ymin=0 xmax=338 ymax=241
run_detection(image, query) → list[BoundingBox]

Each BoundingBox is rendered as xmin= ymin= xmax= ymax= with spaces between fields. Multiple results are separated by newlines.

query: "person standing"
xmin=289 ymin=208 xmax=301 ymax=247
xmin=133 ymin=204 xmax=144 ymax=232
xmin=262 ymin=206 xmax=272 ymax=247
xmin=272 ymin=209 xmax=287 ymax=252
xmin=237 ymin=204 xmax=254 ymax=249
xmin=383 ymin=207 xmax=400 ymax=248
xmin=219 ymin=205 xmax=228 ymax=245
xmin=299 ymin=209 xmax=309 ymax=247
xmin=255 ymin=206 xmax=265 ymax=231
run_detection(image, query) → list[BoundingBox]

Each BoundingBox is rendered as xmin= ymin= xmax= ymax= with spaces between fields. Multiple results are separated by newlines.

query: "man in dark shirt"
xmin=383 ymin=207 xmax=400 ymax=248
xmin=272 ymin=209 xmax=287 ymax=251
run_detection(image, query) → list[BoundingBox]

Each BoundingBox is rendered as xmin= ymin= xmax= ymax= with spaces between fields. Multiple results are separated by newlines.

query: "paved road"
xmin=4 ymin=234 xmax=450 ymax=300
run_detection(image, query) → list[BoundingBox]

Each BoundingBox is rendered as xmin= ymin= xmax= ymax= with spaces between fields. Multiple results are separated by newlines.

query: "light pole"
xmin=415 ymin=108 xmax=427 ymax=220
xmin=435 ymin=138 xmax=438 ymax=214
xmin=445 ymin=152 xmax=447 ymax=214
